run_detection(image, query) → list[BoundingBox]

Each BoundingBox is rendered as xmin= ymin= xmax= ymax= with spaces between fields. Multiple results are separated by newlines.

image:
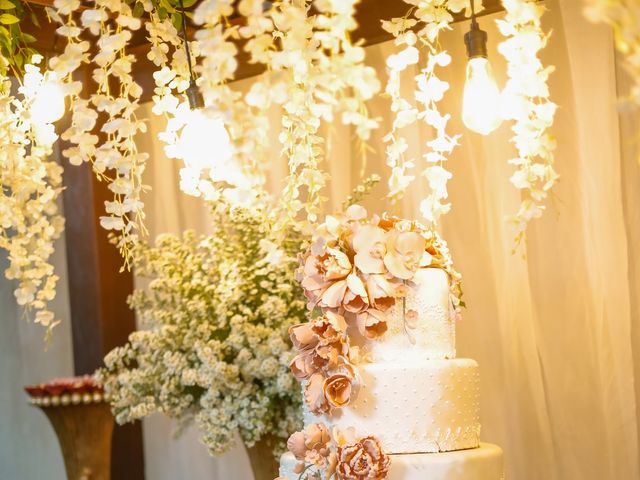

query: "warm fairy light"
xmin=178 ymin=108 xmax=233 ymax=171
xmin=31 ymin=76 xmax=66 ymax=125
xmin=462 ymin=57 xmax=502 ymax=135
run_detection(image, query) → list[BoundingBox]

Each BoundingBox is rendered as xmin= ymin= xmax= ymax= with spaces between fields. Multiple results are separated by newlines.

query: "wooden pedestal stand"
xmin=245 ymin=434 xmax=280 ymax=480
xmin=29 ymin=393 xmax=114 ymax=480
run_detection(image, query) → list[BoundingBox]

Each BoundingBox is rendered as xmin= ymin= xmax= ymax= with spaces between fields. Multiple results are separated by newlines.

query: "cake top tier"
xmin=297 ymin=204 xmax=462 ymax=334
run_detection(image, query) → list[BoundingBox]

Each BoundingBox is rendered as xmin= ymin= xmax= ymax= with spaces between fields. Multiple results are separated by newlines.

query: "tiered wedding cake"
xmin=277 ymin=207 xmax=504 ymax=480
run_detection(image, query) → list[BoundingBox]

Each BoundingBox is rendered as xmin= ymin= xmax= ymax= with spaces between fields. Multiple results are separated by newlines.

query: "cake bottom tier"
xmin=279 ymin=443 xmax=504 ymax=480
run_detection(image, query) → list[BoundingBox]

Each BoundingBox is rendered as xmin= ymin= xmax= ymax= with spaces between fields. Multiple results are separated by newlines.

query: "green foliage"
xmin=0 ymin=0 xmax=39 ymax=77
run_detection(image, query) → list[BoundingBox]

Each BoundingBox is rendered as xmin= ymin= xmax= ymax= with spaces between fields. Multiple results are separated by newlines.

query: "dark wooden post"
xmin=57 ymin=64 xmax=146 ymax=480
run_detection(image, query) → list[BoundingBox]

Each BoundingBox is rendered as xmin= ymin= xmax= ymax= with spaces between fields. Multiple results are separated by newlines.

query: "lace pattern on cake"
xmin=368 ymin=270 xmax=456 ymax=362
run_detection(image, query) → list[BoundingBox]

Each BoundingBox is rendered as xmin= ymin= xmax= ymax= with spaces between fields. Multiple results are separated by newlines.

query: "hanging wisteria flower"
xmin=48 ymin=0 xmax=149 ymax=266
xmin=382 ymin=0 xmax=470 ymax=228
xmin=584 ymin=1 xmax=640 ymax=119
xmin=0 ymin=60 xmax=65 ymax=337
xmin=497 ymin=0 xmax=558 ymax=248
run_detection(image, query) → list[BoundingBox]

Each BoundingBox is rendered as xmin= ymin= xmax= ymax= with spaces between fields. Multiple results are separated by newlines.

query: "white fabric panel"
xmin=136 ymin=3 xmax=640 ymax=479
xmin=0 ymin=201 xmax=74 ymax=479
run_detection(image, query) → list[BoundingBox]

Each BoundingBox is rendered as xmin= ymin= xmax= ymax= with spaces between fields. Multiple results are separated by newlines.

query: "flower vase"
xmin=25 ymin=377 xmax=114 ymax=480
xmin=245 ymin=435 xmax=280 ymax=480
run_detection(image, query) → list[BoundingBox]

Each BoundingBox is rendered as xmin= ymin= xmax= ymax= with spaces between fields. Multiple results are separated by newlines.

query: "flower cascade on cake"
xmin=298 ymin=204 xmax=462 ymax=355
xmin=277 ymin=424 xmax=391 ymax=480
xmin=278 ymin=205 xmax=468 ymax=480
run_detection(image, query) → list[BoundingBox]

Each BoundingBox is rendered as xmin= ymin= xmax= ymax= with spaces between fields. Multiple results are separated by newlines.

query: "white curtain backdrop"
xmin=136 ymin=0 xmax=640 ymax=478
xmin=0 ymin=143 xmax=74 ymax=480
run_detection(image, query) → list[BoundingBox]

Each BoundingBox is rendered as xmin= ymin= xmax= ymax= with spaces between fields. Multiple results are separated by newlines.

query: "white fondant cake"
xmin=282 ymin=266 xmax=504 ymax=479
xmin=280 ymin=444 xmax=504 ymax=480
xmin=351 ymin=268 xmax=455 ymax=362
xmin=306 ymin=359 xmax=480 ymax=453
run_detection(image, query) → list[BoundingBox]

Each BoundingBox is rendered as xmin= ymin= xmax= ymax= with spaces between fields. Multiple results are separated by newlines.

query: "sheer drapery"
xmin=0 ymin=144 xmax=75 ymax=480
xmin=137 ymin=1 xmax=640 ymax=478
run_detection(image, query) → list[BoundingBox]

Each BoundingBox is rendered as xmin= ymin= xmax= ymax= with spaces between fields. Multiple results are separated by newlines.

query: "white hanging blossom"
xmin=0 ymin=62 xmax=65 ymax=337
xmin=48 ymin=0 xmax=149 ymax=267
xmin=382 ymin=0 xmax=470 ymax=228
xmin=584 ymin=1 xmax=640 ymax=110
xmin=269 ymin=0 xmax=381 ymax=229
xmin=497 ymin=0 xmax=557 ymax=248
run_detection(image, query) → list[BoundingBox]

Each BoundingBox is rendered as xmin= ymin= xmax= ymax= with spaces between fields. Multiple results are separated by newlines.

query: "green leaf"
xmin=170 ymin=12 xmax=182 ymax=31
xmin=181 ymin=0 xmax=198 ymax=7
xmin=29 ymin=10 xmax=39 ymax=27
xmin=0 ymin=13 xmax=19 ymax=24
xmin=0 ymin=0 xmax=16 ymax=9
xmin=133 ymin=1 xmax=144 ymax=18
xmin=159 ymin=0 xmax=175 ymax=13
xmin=21 ymin=32 xmax=35 ymax=43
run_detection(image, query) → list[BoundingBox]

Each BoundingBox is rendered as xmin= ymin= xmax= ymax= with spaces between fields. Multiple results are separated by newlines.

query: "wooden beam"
xmin=58 ymin=62 xmax=146 ymax=479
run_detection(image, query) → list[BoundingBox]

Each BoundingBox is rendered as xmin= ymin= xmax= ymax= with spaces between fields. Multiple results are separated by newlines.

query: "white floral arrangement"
xmin=98 ymin=197 xmax=308 ymax=455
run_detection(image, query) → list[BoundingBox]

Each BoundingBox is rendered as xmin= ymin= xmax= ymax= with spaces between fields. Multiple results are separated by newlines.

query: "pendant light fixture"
xmin=31 ymin=72 xmax=66 ymax=125
xmin=461 ymin=0 xmax=502 ymax=135
xmin=177 ymin=0 xmax=232 ymax=172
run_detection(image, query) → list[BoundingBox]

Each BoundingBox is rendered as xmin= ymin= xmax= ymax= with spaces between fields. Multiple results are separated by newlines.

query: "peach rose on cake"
xmin=336 ymin=436 xmax=391 ymax=479
xmin=289 ymin=313 xmax=350 ymax=380
xmin=364 ymin=273 xmax=399 ymax=312
xmin=355 ymin=309 xmax=388 ymax=340
xmin=323 ymin=373 xmax=353 ymax=408
xmin=304 ymin=373 xmax=332 ymax=415
xmin=287 ymin=423 xmax=332 ymax=461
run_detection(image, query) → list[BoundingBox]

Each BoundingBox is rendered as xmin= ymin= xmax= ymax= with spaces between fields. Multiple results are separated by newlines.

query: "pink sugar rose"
xmin=356 ymin=309 xmax=388 ymax=340
xmin=287 ymin=423 xmax=332 ymax=461
xmin=365 ymin=274 xmax=398 ymax=311
xmin=305 ymin=373 xmax=332 ymax=415
xmin=289 ymin=323 xmax=319 ymax=351
xmin=289 ymin=313 xmax=349 ymax=380
xmin=336 ymin=436 xmax=391 ymax=479
xmin=312 ymin=311 xmax=348 ymax=342
xmin=323 ymin=373 xmax=353 ymax=408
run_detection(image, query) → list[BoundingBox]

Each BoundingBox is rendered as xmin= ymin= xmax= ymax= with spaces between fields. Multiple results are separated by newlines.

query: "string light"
xmin=461 ymin=1 xmax=502 ymax=135
xmin=31 ymin=73 xmax=65 ymax=125
xmin=177 ymin=0 xmax=233 ymax=171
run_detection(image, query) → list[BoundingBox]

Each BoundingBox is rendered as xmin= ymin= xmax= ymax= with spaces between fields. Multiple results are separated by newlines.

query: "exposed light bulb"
xmin=179 ymin=108 xmax=233 ymax=172
xmin=31 ymin=78 xmax=65 ymax=125
xmin=462 ymin=57 xmax=502 ymax=135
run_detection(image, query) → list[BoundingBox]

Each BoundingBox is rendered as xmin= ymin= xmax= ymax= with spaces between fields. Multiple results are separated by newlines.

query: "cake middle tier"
xmin=305 ymin=359 xmax=481 ymax=454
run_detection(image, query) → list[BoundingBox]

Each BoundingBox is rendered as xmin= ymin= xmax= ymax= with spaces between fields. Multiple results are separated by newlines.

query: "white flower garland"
xmin=48 ymin=0 xmax=149 ymax=266
xmin=383 ymin=0 xmax=468 ymax=228
xmin=268 ymin=0 xmax=381 ymax=228
xmin=584 ymin=0 xmax=640 ymax=109
xmin=0 ymin=61 xmax=65 ymax=336
xmin=497 ymin=0 xmax=557 ymax=248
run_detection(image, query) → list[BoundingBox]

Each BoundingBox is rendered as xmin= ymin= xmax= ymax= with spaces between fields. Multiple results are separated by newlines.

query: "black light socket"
xmin=464 ymin=21 xmax=488 ymax=59
xmin=186 ymin=80 xmax=204 ymax=110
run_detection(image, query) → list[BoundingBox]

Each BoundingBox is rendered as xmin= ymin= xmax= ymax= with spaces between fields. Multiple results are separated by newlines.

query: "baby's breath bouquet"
xmin=99 ymin=198 xmax=306 ymax=456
